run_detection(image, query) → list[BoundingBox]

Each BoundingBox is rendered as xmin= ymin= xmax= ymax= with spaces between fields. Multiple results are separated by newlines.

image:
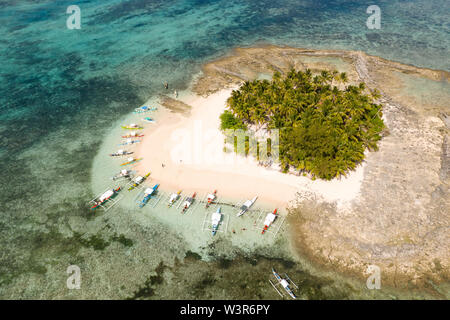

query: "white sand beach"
xmin=134 ymin=88 xmax=364 ymax=210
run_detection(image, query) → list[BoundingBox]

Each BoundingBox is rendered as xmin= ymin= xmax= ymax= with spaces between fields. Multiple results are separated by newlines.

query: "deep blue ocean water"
xmin=0 ymin=0 xmax=448 ymax=298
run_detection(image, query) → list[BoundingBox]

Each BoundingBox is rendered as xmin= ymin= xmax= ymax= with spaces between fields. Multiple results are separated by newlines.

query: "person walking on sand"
xmin=174 ymin=90 xmax=178 ymax=98
xmin=164 ymin=81 xmax=169 ymax=90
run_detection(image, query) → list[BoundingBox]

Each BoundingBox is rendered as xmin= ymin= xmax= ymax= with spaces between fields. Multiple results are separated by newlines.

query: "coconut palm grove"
xmin=222 ymin=69 xmax=385 ymax=180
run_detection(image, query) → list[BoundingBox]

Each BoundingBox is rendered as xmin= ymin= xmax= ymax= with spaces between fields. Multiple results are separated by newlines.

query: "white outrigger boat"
xmin=168 ymin=190 xmax=182 ymax=207
xmin=261 ymin=209 xmax=277 ymax=234
xmin=211 ymin=207 xmax=222 ymax=236
xmin=110 ymin=149 xmax=133 ymax=157
xmin=128 ymin=172 xmax=151 ymax=190
xmin=205 ymin=190 xmax=217 ymax=208
xmin=181 ymin=192 xmax=196 ymax=213
xmin=112 ymin=169 xmax=132 ymax=181
xmin=237 ymin=196 xmax=258 ymax=217
xmin=269 ymin=268 xmax=298 ymax=299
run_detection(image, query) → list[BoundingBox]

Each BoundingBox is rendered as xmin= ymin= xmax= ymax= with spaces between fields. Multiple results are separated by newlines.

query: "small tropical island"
xmin=221 ymin=69 xmax=385 ymax=180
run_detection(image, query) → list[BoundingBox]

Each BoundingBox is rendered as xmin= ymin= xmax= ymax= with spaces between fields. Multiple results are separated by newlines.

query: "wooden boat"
xmin=168 ymin=190 xmax=182 ymax=207
xmin=261 ymin=209 xmax=277 ymax=234
xmin=110 ymin=149 xmax=133 ymax=157
xmin=121 ymin=123 xmax=143 ymax=130
xmin=134 ymin=106 xmax=157 ymax=114
xmin=237 ymin=196 xmax=258 ymax=217
xmin=90 ymin=187 xmax=121 ymax=210
xmin=128 ymin=172 xmax=151 ymax=190
xmin=120 ymin=157 xmax=143 ymax=166
xmin=122 ymin=132 xmax=144 ymax=138
xmin=139 ymin=184 xmax=159 ymax=208
xmin=181 ymin=192 xmax=196 ymax=213
xmin=211 ymin=207 xmax=222 ymax=236
xmin=205 ymin=190 xmax=217 ymax=208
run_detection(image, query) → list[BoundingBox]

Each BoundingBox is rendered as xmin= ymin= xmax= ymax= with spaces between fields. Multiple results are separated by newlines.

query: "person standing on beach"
xmin=174 ymin=90 xmax=178 ymax=98
xmin=164 ymin=81 xmax=169 ymax=90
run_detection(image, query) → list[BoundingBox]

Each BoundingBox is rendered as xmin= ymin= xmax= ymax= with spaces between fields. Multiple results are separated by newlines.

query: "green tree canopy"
xmin=223 ymin=69 xmax=385 ymax=180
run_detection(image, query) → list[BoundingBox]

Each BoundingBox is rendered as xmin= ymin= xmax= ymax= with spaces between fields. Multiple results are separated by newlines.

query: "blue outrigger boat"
xmin=138 ymin=184 xmax=159 ymax=208
xmin=134 ymin=106 xmax=157 ymax=114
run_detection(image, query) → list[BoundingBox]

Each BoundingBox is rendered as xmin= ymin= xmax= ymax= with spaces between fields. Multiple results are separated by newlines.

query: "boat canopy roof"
xmin=99 ymin=190 xmax=114 ymax=201
xmin=127 ymin=157 xmax=134 ymax=162
xmin=118 ymin=149 xmax=124 ymax=154
xmin=135 ymin=176 xmax=143 ymax=183
xmin=280 ymin=279 xmax=289 ymax=288
xmin=144 ymin=187 xmax=153 ymax=194
xmin=121 ymin=169 xmax=128 ymax=174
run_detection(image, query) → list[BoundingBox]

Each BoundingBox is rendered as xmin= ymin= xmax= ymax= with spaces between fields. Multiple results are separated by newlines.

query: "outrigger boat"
xmin=270 ymin=268 xmax=297 ymax=299
xmin=90 ymin=187 xmax=121 ymax=210
xmin=110 ymin=149 xmax=133 ymax=157
xmin=138 ymin=184 xmax=159 ymax=208
xmin=205 ymin=190 xmax=217 ymax=208
xmin=118 ymin=138 xmax=141 ymax=146
xmin=128 ymin=172 xmax=151 ymax=190
xmin=120 ymin=157 xmax=143 ymax=166
xmin=112 ymin=169 xmax=132 ymax=181
xmin=168 ymin=190 xmax=182 ymax=207
xmin=261 ymin=209 xmax=277 ymax=234
xmin=211 ymin=207 xmax=222 ymax=236
xmin=237 ymin=196 xmax=258 ymax=217
xmin=143 ymin=117 xmax=156 ymax=123
xmin=181 ymin=192 xmax=196 ymax=213
xmin=134 ymin=106 xmax=157 ymax=114
xmin=121 ymin=123 xmax=143 ymax=130
xmin=122 ymin=131 xmax=144 ymax=138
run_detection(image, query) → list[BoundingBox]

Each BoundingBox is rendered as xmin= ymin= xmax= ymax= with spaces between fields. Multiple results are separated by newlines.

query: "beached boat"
xmin=211 ymin=207 xmax=222 ymax=236
xmin=112 ymin=169 xmax=132 ymax=181
xmin=128 ymin=172 xmax=151 ymax=190
xmin=138 ymin=184 xmax=159 ymax=208
xmin=205 ymin=190 xmax=217 ymax=208
xmin=90 ymin=187 xmax=121 ymax=210
xmin=118 ymin=138 xmax=141 ymax=146
xmin=237 ymin=196 xmax=258 ymax=217
xmin=110 ymin=149 xmax=133 ymax=157
xmin=261 ymin=209 xmax=277 ymax=234
xmin=143 ymin=117 xmax=156 ymax=123
xmin=134 ymin=106 xmax=157 ymax=114
xmin=181 ymin=192 xmax=196 ymax=213
xmin=122 ymin=131 xmax=144 ymax=138
xmin=168 ymin=190 xmax=182 ymax=207
xmin=120 ymin=157 xmax=143 ymax=166
xmin=270 ymin=268 xmax=297 ymax=299
xmin=121 ymin=123 xmax=143 ymax=130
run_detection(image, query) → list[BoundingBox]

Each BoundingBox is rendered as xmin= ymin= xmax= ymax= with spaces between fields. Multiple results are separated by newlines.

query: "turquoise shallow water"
xmin=0 ymin=0 xmax=449 ymax=299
